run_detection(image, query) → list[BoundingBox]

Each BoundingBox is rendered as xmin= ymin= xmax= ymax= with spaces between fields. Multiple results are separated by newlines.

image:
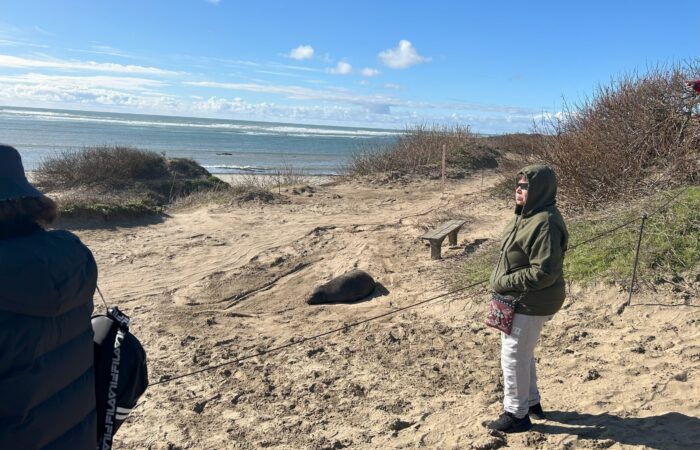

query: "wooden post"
xmin=441 ymin=144 xmax=446 ymax=191
xmin=480 ymin=169 xmax=484 ymax=200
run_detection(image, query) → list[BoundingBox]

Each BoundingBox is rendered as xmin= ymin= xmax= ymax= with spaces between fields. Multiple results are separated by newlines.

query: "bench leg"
xmin=448 ymin=230 xmax=459 ymax=247
xmin=430 ymin=238 xmax=445 ymax=260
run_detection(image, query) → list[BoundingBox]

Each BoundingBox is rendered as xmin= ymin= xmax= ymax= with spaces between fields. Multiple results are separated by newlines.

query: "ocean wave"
xmin=0 ymin=108 xmax=401 ymax=138
xmin=202 ymin=164 xmax=268 ymax=173
xmin=202 ymin=164 xmax=338 ymax=176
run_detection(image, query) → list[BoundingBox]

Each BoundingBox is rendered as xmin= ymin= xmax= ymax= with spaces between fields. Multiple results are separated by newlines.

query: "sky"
xmin=0 ymin=0 xmax=697 ymax=133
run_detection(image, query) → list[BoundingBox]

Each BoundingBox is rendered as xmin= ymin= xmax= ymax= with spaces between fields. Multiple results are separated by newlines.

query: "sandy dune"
xmin=70 ymin=172 xmax=700 ymax=450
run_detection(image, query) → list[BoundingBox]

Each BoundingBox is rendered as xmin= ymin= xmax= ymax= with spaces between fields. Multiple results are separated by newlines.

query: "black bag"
xmin=93 ymin=307 xmax=148 ymax=450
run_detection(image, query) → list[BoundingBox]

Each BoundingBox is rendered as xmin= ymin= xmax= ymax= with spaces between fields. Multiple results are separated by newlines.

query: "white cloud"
xmin=0 ymin=54 xmax=178 ymax=75
xmin=0 ymin=39 xmax=48 ymax=48
xmin=255 ymin=70 xmax=305 ymax=78
xmin=361 ymin=68 xmax=381 ymax=77
xmin=384 ymin=83 xmax=401 ymax=90
xmin=187 ymin=95 xmax=546 ymax=132
xmin=0 ymin=73 xmax=166 ymax=91
xmin=271 ymin=63 xmax=322 ymax=73
xmin=329 ymin=61 xmax=352 ymax=75
xmin=378 ymin=40 xmax=430 ymax=69
xmin=0 ymin=75 xmax=179 ymax=110
xmin=288 ymin=45 xmax=314 ymax=60
xmin=185 ymin=80 xmax=399 ymax=112
xmin=191 ymin=95 xmax=400 ymax=123
xmin=0 ymin=74 xmax=554 ymax=132
xmin=184 ymin=80 xmax=546 ymax=119
xmin=83 ymin=44 xmax=134 ymax=58
xmin=533 ymin=111 xmax=575 ymax=124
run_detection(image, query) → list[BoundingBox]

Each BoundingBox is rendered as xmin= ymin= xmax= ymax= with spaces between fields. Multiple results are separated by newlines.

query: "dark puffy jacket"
xmin=490 ymin=165 xmax=569 ymax=316
xmin=0 ymin=227 xmax=97 ymax=449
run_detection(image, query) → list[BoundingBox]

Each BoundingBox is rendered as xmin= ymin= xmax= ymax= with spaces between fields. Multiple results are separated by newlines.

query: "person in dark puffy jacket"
xmin=0 ymin=144 xmax=97 ymax=449
xmin=486 ymin=164 xmax=568 ymax=433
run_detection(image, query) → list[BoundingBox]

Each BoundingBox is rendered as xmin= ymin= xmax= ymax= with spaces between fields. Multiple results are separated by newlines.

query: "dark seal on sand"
xmin=306 ymin=270 xmax=376 ymax=305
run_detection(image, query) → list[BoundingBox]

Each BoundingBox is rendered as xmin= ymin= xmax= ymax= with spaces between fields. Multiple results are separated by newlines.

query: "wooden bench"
xmin=421 ymin=219 xmax=467 ymax=260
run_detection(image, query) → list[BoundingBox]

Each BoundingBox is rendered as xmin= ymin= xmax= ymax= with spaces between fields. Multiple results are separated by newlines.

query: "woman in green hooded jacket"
xmin=486 ymin=165 xmax=568 ymax=433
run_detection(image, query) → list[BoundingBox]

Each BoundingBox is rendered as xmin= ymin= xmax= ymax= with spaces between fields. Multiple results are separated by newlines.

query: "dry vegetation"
xmin=347 ymin=62 xmax=700 ymax=214
xmin=346 ymin=124 xmax=498 ymax=177
xmin=36 ymin=146 xmax=226 ymax=219
xmin=532 ymin=62 xmax=700 ymax=210
xmin=35 ymin=147 xmax=321 ymax=220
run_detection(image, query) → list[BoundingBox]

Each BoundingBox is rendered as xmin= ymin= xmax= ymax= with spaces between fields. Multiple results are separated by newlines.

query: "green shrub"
xmin=34 ymin=146 xmax=228 ymax=219
xmin=36 ymin=146 xmax=169 ymax=191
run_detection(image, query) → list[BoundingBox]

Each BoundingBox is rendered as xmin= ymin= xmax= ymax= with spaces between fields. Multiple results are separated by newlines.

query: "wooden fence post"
xmin=442 ymin=144 xmax=446 ymax=191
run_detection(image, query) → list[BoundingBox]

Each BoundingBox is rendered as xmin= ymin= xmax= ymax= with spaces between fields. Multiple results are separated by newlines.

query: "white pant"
xmin=500 ymin=313 xmax=552 ymax=418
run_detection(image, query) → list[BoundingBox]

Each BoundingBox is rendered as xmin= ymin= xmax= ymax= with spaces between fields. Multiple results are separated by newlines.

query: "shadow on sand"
xmin=535 ymin=410 xmax=700 ymax=450
xmin=55 ymin=213 xmax=168 ymax=231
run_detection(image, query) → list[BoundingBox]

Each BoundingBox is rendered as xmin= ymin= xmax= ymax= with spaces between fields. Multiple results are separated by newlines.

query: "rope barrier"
xmin=150 ymin=279 xmax=487 ymax=386
xmin=145 ymin=185 xmax=694 ymax=387
xmin=567 ymin=185 xmax=691 ymax=251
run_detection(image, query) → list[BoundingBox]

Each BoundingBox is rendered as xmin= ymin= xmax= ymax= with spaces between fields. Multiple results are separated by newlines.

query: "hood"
xmin=517 ymin=164 xmax=558 ymax=217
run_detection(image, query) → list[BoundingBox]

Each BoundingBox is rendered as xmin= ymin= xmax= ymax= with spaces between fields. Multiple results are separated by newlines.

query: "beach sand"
xmin=66 ymin=172 xmax=699 ymax=449
xmin=216 ymin=173 xmax=338 ymax=187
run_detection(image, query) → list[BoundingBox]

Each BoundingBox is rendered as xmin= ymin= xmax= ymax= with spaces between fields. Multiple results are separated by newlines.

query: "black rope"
xmin=567 ymin=216 xmax=642 ymax=251
xmin=147 ymin=185 xmax=694 ymax=387
xmin=567 ymin=185 xmax=691 ymax=251
xmin=96 ymin=285 xmax=109 ymax=311
xmin=631 ymin=302 xmax=700 ymax=308
xmin=150 ymin=279 xmax=488 ymax=386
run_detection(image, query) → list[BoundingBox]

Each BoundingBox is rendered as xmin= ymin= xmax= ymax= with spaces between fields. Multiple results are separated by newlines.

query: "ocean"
xmin=0 ymin=106 xmax=400 ymax=175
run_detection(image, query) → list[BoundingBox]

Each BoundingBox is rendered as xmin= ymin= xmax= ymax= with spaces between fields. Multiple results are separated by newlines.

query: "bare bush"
xmin=346 ymin=123 xmax=484 ymax=175
xmin=489 ymin=134 xmax=541 ymax=175
xmin=488 ymin=133 xmax=544 ymax=199
xmin=274 ymin=164 xmax=311 ymax=187
xmin=535 ymin=62 xmax=700 ymax=210
xmin=228 ymin=173 xmax=277 ymax=190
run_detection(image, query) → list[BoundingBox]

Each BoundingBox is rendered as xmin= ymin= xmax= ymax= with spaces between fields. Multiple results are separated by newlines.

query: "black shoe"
xmin=528 ymin=403 xmax=546 ymax=420
xmin=486 ymin=411 xmax=532 ymax=433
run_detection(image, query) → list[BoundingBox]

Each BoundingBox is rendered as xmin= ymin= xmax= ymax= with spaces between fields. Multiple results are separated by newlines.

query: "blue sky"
xmin=0 ymin=0 xmax=697 ymax=132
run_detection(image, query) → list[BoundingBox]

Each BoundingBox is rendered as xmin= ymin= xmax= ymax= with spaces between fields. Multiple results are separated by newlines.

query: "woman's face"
xmin=515 ymin=176 xmax=528 ymax=206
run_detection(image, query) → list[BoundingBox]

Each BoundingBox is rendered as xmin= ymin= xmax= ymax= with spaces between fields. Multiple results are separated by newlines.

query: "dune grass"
xmin=57 ymin=194 xmax=163 ymax=219
xmin=564 ymin=186 xmax=699 ymax=284
xmin=458 ymin=186 xmax=700 ymax=289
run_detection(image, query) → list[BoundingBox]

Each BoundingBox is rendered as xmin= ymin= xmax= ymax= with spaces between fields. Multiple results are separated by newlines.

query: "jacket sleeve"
xmin=494 ymin=220 xmax=565 ymax=293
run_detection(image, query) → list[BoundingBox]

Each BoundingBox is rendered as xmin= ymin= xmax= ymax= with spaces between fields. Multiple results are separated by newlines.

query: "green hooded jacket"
xmin=489 ymin=165 xmax=569 ymax=316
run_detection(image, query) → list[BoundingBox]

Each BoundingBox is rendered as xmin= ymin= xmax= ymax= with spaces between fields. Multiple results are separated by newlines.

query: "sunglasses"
xmin=516 ymin=182 xmax=529 ymax=190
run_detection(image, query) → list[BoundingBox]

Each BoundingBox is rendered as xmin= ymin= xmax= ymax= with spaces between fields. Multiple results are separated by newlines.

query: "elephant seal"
xmin=306 ymin=270 xmax=376 ymax=305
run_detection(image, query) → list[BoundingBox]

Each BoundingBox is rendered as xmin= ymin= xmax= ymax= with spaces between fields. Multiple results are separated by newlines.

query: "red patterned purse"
xmin=485 ymin=292 xmax=520 ymax=335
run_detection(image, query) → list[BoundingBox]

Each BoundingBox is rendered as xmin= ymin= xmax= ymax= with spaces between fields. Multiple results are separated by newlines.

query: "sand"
xmin=66 ymin=172 xmax=699 ymax=450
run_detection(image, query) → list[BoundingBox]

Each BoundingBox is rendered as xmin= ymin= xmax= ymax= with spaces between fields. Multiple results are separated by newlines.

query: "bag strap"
xmin=97 ymin=308 xmax=131 ymax=450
